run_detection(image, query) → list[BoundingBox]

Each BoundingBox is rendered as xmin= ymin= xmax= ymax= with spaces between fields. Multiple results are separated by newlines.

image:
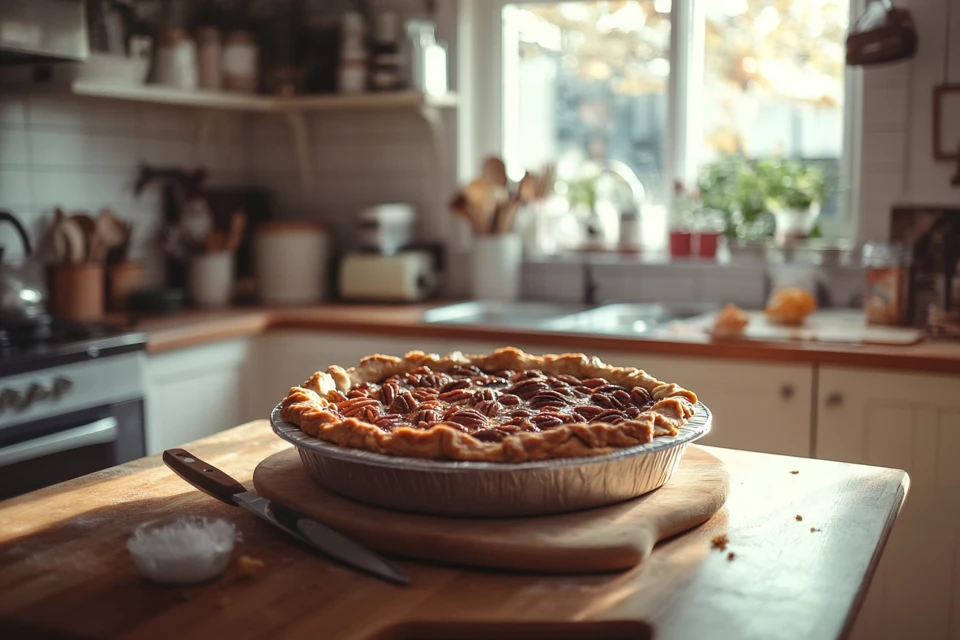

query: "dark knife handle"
xmin=163 ymin=448 xmax=246 ymax=505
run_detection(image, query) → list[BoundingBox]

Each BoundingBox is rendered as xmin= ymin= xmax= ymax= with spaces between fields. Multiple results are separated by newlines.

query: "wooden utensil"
xmin=225 ymin=210 xmax=247 ymax=253
xmin=253 ymin=445 xmax=729 ymax=573
xmin=463 ymin=177 xmax=497 ymax=235
xmin=481 ymin=156 xmax=508 ymax=189
xmin=51 ymin=209 xmax=86 ymax=265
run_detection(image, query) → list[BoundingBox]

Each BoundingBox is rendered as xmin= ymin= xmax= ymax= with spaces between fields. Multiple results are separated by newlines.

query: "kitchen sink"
xmin=421 ymin=301 xmax=587 ymax=329
xmin=549 ymin=303 xmax=718 ymax=335
xmin=423 ymin=301 xmax=717 ymax=335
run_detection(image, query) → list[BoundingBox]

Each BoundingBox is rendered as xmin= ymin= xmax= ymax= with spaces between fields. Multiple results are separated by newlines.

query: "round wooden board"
xmin=253 ymin=445 xmax=729 ymax=573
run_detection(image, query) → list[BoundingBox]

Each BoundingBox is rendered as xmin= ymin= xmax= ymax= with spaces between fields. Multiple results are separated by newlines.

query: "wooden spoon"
xmin=481 ymin=156 xmax=508 ymax=189
xmin=225 ymin=210 xmax=247 ymax=253
xmin=463 ymin=178 xmax=496 ymax=235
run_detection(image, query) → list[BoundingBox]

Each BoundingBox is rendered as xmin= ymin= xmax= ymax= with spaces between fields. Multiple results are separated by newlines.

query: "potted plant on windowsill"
xmin=756 ymin=157 xmax=827 ymax=247
xmin=698 ymin=156 xmax=770 ymax=260
xmin=669 ymin=181 xmax=696 ymax=258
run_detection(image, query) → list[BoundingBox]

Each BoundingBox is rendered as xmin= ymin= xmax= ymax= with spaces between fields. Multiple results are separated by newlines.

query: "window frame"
xmin=458 ymin=0 xmax=862 ymax=240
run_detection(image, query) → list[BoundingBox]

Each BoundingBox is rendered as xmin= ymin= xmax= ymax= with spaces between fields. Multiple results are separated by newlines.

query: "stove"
xmin=0 ymin=317 xmax=148 ymax=500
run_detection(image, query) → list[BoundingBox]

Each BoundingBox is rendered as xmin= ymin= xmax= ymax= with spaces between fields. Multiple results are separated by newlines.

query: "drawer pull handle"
xmin=825 ymin=392 xmax=844 ymax=407
xmin=780 ymin=385 xmax=795 ymax=400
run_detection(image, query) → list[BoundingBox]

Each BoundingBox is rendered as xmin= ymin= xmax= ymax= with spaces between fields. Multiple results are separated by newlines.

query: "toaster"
xmin=338 ymin=250 xmax=438 ymax=302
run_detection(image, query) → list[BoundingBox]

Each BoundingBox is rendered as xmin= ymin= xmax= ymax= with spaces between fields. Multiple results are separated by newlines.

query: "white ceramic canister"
xmin=189 ymin=251 xmax=234 ymax=308
xmin=153 ymin=27 xmax=198 ymax=90
xmin=471 ymin=233 xmax=522 ymax=301
xmin=254 ymin=221 xmax=329 ymax=306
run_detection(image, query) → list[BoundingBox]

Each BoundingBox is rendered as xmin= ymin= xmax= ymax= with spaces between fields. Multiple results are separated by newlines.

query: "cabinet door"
xmin=593 ymin=352 xmax=814 ymax=456
xmin=817 ymin=366 xmax=960 ymax=640
xmin=145 ymin=338 xmax=254 ymax=454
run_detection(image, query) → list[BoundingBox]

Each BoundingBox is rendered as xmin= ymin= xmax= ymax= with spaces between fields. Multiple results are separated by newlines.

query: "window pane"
xmin=700 ymin=0 xmax=849 ymax=218
xmin=503 ymin=1 xmax=671 ymax=205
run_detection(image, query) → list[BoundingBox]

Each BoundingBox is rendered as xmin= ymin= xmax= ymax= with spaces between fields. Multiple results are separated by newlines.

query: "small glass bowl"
xmin=127 ymin=514 xmax=236 ymax=585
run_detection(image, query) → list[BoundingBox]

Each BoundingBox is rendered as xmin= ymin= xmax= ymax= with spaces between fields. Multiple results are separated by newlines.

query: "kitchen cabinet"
xmin=144 ymin=338 xmax=257 ymax=454
xmin=816 ymin=366 xmax=960 ymax=640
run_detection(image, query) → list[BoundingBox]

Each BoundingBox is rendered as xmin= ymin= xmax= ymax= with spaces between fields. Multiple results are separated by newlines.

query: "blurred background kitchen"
xmin=1 ymin=1 xmax=960 ymax=636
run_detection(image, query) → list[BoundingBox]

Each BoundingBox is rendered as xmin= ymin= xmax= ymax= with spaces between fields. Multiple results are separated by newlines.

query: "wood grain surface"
xmin=0 ymin=421 xmax=908 ymax=640
xmin=120 ymin=304 xmax=960 ymax=374
xmin=252 ymin=446 xmax=729 ymax=573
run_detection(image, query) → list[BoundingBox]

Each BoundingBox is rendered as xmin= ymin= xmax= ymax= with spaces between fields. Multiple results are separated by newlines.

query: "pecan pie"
xmin=280 ymin=347 xmax=697 ymax=462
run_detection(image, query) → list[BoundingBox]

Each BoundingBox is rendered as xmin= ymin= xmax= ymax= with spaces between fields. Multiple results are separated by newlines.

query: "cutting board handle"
xmin=163 ymin=448 xmax=246 ymax=505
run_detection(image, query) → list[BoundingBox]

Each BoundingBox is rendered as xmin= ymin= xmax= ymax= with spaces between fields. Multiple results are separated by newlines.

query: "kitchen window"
xmin=462 ymin=0 xmax=858 ymax=248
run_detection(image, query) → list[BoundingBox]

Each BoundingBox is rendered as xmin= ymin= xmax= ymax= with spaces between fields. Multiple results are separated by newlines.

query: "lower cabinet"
xmin=144 ymin=338 xmax=256 ymax=454
xmin=817 ymin=366 xmax=960 ymax=640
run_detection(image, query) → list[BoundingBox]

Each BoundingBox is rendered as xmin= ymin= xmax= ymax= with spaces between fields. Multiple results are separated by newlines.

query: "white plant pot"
xmin=471 ymin=234 xmax=522 ymax=301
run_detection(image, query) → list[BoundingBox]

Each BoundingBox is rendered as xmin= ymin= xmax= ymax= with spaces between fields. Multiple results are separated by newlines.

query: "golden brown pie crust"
xmin=280 ymin=347 xmax=698 ymax=462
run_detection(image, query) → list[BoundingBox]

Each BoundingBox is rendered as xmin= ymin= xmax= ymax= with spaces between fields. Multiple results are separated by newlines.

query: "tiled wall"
xmin=0 ymin=72 xmax=249 ymax=284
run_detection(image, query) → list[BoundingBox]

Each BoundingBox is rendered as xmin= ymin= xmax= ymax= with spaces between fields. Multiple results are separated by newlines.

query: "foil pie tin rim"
xmin=269 ymin=402 xmax=711 ymax=472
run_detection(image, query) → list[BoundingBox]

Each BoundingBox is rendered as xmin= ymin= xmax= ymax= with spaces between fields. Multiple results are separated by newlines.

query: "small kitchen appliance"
xmin=338 ymin=250 xmax=438 ymax=302
xmin=357 ymin=203 xmax=416 ymax=255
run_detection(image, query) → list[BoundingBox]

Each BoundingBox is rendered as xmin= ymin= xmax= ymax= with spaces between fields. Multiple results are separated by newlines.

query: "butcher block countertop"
xmin=127 ymin=304 xmax=960 ymax=374
xmin=0 ymin=420 xmax=907 ymax=640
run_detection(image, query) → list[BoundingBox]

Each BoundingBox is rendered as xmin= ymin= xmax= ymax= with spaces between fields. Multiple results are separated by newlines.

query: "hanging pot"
xmin=846 ymin=0 xmax=918 ymax=66
xmin=0 ymin=211 xmax=47 ymax=326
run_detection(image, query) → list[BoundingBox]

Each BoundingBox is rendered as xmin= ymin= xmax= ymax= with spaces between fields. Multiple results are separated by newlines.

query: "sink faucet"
xmin=597 ymin=159 xmax=645 ymax=215
xmin=582 ymin=260 xmax=599 ymax=306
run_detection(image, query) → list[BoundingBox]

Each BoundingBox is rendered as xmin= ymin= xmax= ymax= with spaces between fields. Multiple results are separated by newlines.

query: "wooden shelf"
xmin=71 ymin=80 xmax=458 ymax=113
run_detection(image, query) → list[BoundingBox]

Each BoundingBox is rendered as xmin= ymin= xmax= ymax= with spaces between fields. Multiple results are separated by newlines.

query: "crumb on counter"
xmin=810 ymin=527 xmax=821 ymax=533
xmin=237 ymin=555 xmax=265 ymax=579
xmin=711 ymin=534 xmax=729 ymax=551
xmin=795 ymin=514 xmax=803 ymax=521
xmin=789 ymin=470 xmax=799 ymax=475
xmin=727 ymin=552 xmax=736 ymax=561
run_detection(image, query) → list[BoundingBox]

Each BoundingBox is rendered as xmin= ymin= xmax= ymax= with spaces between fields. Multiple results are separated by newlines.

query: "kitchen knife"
xmin=162 ymin=448 xmax=410 ymax=586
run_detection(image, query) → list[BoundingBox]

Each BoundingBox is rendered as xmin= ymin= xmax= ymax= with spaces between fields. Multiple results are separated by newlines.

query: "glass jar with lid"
xmin=862 ymin=241 xmax=911 ymax=325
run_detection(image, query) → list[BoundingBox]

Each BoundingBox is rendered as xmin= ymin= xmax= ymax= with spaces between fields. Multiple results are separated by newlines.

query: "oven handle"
xmin=0 ymin=417 xmax=119 ymax=468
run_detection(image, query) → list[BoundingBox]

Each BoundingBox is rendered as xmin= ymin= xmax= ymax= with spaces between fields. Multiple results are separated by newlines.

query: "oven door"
xmin=0 ymin=399 xmax=144 ymax=500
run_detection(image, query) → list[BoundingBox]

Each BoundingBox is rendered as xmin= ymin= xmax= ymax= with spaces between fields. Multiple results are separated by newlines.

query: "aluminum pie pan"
xmin=270 ymin=402 xmax=711 ymax=517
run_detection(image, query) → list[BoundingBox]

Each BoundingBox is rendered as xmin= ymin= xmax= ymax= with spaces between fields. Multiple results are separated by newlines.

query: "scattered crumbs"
xmin=217 ymin=595 xmax=232 ymax=609
xmin=810 ymin=527 xmax=821 ymax=533
xmin=237 ymin=555 xmax=265 ymax=579
xmin=727 ymin=552 xmax=736 ymax=561
xmin=795 ymin=514 xmax=803 ymax=521
xmin=711 ymin=534 xmax=729 ymax=551
xmin=789 ymin=470 xmax=799 ymax=475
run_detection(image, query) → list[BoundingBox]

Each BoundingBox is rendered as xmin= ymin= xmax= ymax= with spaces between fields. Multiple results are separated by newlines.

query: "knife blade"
xmin=163 ymin=448 xmax=410 ymax=586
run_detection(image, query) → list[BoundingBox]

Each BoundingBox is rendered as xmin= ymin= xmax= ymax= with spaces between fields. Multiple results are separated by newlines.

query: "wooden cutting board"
xmin=252 ymin=445 xmax=729 ymax=573
xmin=672 ymin=310 xmax=923 ymax=345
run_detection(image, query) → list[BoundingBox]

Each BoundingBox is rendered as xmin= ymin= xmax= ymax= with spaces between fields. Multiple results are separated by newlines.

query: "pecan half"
xmin=405 ymin=373 xmax=423 ymax=386
xmin=338 ymin=397 xmax=379 ymax=412
xmin=590 ymin=409 xmax=626 ymax=423
xmin=474 ymin=399 xmax=502 ymax=417
xmin=529 ymin=390 xmax=567 ymax=409
xmin=390 ymin=391 xmax=418 ymax=414
xmin=438 ymin=389 xmax=474 ymax=403
xmin=410 ymin=365 xmax=434 ymax=375
xmin=474 ymin=388 xmax=497 ymax=402
xmin=375 ymin=415 xmax=403 ymax=430
xmin=624 ymin=405 xmax=642 ymax=418
xmin=347 ymin=389 xmax=369 ymax=399
xmin=452 ymin=365 xmax=483 ymax=376
xmin=360 ymin=405 xmax=380 ymax=422
xmin=590 ymin=393 xmax=615 ymax=409
xmin=415 ymin=408 xmax=442 ymax=425
xmin=581 ymin=378 xmax=609 ymax=389
xmin=412 ymin=387 xmax=440 ymax=401
xmin=630 ymin=386 xmax=653 ymax=406
xmin=555 ymin=374 xmax=582 ymax=386
xmin=508 ymin=379 xmax=550 ymax=399
xmin=446 ymin=408 xmax=487 ymax=430
xmin=595 ymin=384 xmax=627 ymax=394
xmin=440 ymin=379 xmax=471 ymax=393
xmin=574 ymin=405 xmax=605 ymax=420
xmin=510 ymin=408 xmax=535 ymax=418
xmin=420 ymin=374 xmax=449 ymax=388
xmin=611 ymin=389 xmax=634 ymax=409
xmin=531 ymin=413 xmax=565 ymax=429
xmin=380 ymin=382 xmax=399 ymax=405
xmin=499 ymin=394 xmax=521 ymax=406
xmin=513 ymin=369 xmax=545 ymax=381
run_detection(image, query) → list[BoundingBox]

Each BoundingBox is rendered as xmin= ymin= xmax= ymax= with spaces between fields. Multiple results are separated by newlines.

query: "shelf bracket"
xmin=283 ymin=111 xmax=314 ymax=193
xmin=418 ymin=105 xmax=450 ymax=238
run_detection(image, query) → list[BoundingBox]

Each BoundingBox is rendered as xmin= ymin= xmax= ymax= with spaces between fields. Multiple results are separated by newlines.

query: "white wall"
xmin=857 ymin=0 xmax=960 ymax=243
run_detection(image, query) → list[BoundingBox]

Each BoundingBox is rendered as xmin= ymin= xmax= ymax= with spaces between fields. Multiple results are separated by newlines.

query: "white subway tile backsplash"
xmin=30 ymin=171 xmax=90 ymax=209
xmin=138 ymin=104 xmax=195 ymax=136
xmin=89 ymin=133 xmax=141 ymax=170
xmin=0 ymin=127 xmax=30 ymax=167
xmin=84 ymin=98 xmax=140 ymax=134
xmin=862 ymin=130 xmax=907 ymax=172
xmin=27 ymin=93 xmax=90 ymax=130
xmin=0 ymin=169 xmax=33 ymax=208
xmin=28 ymin=129 xmax=92 ymax=168
xmin=0 ymin=96 xmax=27 ymax=125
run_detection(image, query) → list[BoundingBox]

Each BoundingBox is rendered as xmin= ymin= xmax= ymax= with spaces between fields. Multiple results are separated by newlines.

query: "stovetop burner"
xmin=0 ymin=316 xmax=147 ymax=377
